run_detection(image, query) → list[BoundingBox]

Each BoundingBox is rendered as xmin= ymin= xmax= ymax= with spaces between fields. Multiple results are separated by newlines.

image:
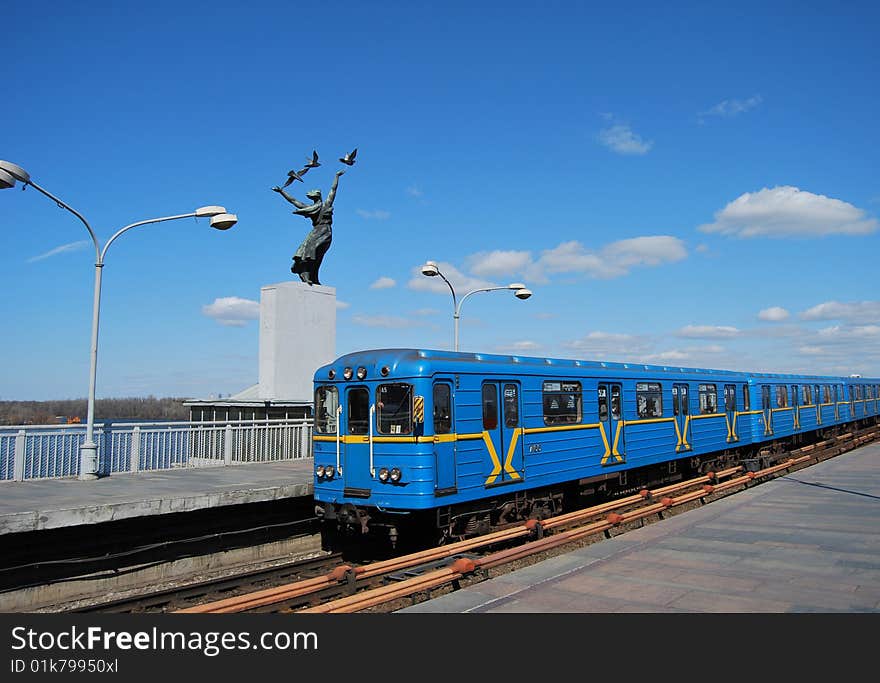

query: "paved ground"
xmin=401 ymin=444 xmax=880 ymax=612
xmin=0 ymin=458 xmax=314 ymax=535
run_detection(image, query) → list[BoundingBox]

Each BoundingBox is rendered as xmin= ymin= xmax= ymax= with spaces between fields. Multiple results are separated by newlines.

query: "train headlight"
xmin=325 ymin=465 xmax=335 ymax=479
xmin=378 ymin=467 xmax=389 ymax=482
xmin=328 ymin=369 xmax=336 ymax=379
xmin=356 ymin=366 xmax=367 ymax=380
xmin=315 ymin=465 xmax=326 ymax=478
xmin=390 ymin=467 xmax=402 ymax=483
xmin=343 ymin=367 xmax=353 ymax=380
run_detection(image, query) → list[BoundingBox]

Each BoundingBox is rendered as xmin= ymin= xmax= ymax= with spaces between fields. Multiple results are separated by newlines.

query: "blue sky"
xmin=2 ymin=1 xmax=879 ymax=400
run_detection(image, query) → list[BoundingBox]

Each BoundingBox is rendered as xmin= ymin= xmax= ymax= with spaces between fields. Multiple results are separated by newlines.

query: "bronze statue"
xmin=273 ymin=168 xmax=345 ymax=286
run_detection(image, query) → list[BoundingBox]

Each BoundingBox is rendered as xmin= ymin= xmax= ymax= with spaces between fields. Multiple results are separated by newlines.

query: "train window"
xmin=543 ymin=380 xmax=582 ymax=425
xmin=377 ymin=383 xmax=413 ymax=435
xmin=433 ymin=383 xmax=452 ymax=434
xmin=698 ymin=384 xmax=717 ymax=414
xmin=314 ymin=386 xmax=339 ymax=434
xmin=482 ymin=384 xmax=498 ymax=430
xmin=762 ymin=385 xmax=771 ymax=410
xmin=724 ymin=384 xmax=736 ymax=412
xmin=742 ymin=385 xmax=751 ymax=411
xmin=610 ymin=385 xmax=622 ymax=420
xmin=790 ymin=385 xmax=798 ymax=406
xmin=823 ymin=385 xmax=832 ymax=404
xmin=636 ymin=382 xmax=663 ymax=418
xmin=598 ymin=386 xmax=608 ymax=422
xmin=802 ymin=386 xmax=812 ymax=405
xmin=867 ymin=386 xmax=874 ymax=400
xmin=776 ymin=385 xmax=788 ymax=408
xmin=672 ymin=386 xmax=679 ymax=416
xmin=815 ymin=385 xmax=821 ymax=405
xmin=347 ymin=387 xmax=370 ymax=435
xmin=504 ymin=384 xmax=520 ymax=428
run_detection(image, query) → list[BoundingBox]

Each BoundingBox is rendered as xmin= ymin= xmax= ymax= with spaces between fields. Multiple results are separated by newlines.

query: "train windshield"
xmin=314 ymin=386 xmax=338 ymax=434
xmin=377 ymin=383 xmax=413 ymax=435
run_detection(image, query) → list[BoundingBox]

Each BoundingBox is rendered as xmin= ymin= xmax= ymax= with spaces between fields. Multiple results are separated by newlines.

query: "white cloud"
xmin=758 ymin=306 xmax=790 ymax=322
xmin=597 ymin=124 xmax=653 ymax=155
xmin=676 ymin=325 xmax=741 ymax=339
xmin=406 ymin=186 xmax=423 ymax=198
xmin=202 ymin=296 xmax=259 ymax=327
xmin=27 ymin=240 xmax=90 ymax=263
xmin=466 ymin=250 xmax=533 ymax=278
xmin=798 ymin=345 xmax=828 ymax=355
xmin=800 ymin=301 xmax=880 ymax=323
xmin=817 ymin=324 xmax=880 ymax=339
xmin=411 ymin=308 xmax=440 ymax=316
xmin=369 ymin=276 xmax=396 ymax=290
xmin=699 ymin=95 xmax=762 ymax=121
xmin=352 ymin=314 xmax=422 ymax=329
xmin=698 ymin=186 xmax=878 ymax=238
xmin=495 ymin=340 xmax=542 ymax=353
xmin=641 ymin=350 xmax=690 ymax=362
xmin=336 ymin=300 xmax=351 ymax=310
xmin=561 ymin=331 xmax=650 ymax=357
xmin=536 ymin=236 xmax=686 ymax=279
xmin=356 ymin=209 xmax=391 ymax=220
xmin=695 ymin=243 xmax=710 ymax=253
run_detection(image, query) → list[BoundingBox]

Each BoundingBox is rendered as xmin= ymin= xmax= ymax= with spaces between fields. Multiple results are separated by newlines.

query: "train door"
xmin=343 ymin=386 xmax=372 ymax=490
xmin=672 ymin=383 xmax=692 ymax=452
xmin=723 ymin=384 xmax=738 ymax=442
xmin=791 ymin=384 xmax=801 ymax=430
xmin=761 ymin=385 xmax=773 ymax=435
xmin=815 ymin=384 xmax=822 ymax=424
xmin=598 ymin=383 xmax=626 ymax=465
xmin=481 ymin=381 xmax=524 ymax=486
xmin=432 ymin=380 xmax=456 ymax=494
xmin=834 ymin=385 xmax=840 ymax=421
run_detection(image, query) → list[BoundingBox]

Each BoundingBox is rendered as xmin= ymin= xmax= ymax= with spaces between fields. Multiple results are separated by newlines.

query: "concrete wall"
xmin=259 ymin=282 xmax=336 ymax=402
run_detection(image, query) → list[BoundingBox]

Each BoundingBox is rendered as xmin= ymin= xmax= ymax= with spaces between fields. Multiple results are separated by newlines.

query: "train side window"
xmin=636 ymin=382 xmax=663 ymax=418
xmin=598 ymin=386 xmax=608 ymax=422
xmin=698 ymin=384 xmax=717 ymax=414
xmin=543 ymin=380 xmax=582 ymax=425
xmin=433 ymin=383 xmax=452 ymax=434
xmin=776 ymin=385 xmax=788 ymax=408
xmin=314 ymin=386 xmax=339 ymax=434
xmin=503 ymin=384 xmax=520 ymax=428
xmin=482 ymin=384 xmax=498 ymax=431
xmin=347 ymin=387 xmax=370 ymax=435
xmin=610 ymin=385 xmax=622 ymax=420
xmin=823 ymin=385 xmax=831 ymax=404
xmin=672 ymin=386 xmax=680 ymax=416
xmin=724 ymin=384 xmax=736 ymax=411
xmin=762 ymin=385 xmax=771 ymax=410
xmin=867 ymin=386 xmax=874 ymax=400
xmin=802 ymin=385 xmax=812 ymax=405
xmin=791 ymin=385 xmax=799 ymax=406
xmin=742 ymin=385 xmax=751 ymax=411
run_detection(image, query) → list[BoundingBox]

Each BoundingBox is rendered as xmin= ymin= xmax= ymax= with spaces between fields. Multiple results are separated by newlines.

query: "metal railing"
xmin=0 ymin=418 xmax=313 ymax=482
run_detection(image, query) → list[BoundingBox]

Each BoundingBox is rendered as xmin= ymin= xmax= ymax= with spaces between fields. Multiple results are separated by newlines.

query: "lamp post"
xmin=1 ymin=160 xmax=237 ymax=480
xmin=420 ymin=260 xmax=532 ymax=351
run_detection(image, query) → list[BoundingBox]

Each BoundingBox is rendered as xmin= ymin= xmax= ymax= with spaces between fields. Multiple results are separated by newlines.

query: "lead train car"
xmin=312 ymin=349 xmax=879 ymax=544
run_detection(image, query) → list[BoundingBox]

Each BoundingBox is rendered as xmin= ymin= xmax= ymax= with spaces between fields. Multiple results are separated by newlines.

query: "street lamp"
xmin=1 ymin=160 xmax=237 ymax=480
xmin=420 ymin=260 xmax=532 ymax=351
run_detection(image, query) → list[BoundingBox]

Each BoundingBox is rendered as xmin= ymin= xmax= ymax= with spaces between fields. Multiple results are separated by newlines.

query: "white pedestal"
xmin=258 ymin=281 xmax=336 ymax=402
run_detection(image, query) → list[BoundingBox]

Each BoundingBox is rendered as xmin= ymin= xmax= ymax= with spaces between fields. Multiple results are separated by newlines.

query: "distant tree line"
xmin=0 ymin=397 xmax=190 ymax=425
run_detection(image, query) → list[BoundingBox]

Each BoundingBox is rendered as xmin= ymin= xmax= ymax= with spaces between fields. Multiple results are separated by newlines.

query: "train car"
xmin=312 ymin=349 xmax=879 ymax=545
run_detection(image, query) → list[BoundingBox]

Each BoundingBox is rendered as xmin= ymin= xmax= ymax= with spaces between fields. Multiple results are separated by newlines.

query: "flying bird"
xmin=339 ymin=148 xmax=358 ymax=166
xmin=281 ymin=167 xmax=305 ymax=188
xmin=304 ymin=150 xmax=320 ymax=169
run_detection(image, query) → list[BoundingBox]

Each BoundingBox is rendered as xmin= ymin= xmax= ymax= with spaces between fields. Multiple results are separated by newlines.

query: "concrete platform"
xmin=401 ymin=444 xmax=880 ymax=613
xmin=0 ymin=459 xmax=314 ymax=535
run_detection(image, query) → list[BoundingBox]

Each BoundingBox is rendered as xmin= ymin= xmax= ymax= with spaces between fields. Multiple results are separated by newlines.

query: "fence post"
xmin=224 ymin=424 xmax=233 ymax=466
xmin=130 ymin=426 xmax=141 ymax=473
xmin=14 ymin=430 xmax=26 ymax=481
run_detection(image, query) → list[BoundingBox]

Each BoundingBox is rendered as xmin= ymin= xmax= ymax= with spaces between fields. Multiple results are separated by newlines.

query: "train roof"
xmin=317 ymin=348 xmax=878 ymax=383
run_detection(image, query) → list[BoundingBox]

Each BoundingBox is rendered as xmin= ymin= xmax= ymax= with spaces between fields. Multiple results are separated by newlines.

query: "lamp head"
xmin=195 ymin=205 xmax=227 ymax=217
xmin=0 ymin=160 xmax=30 ymax=188
xmin=507 ymin=282 xmax=526 ymax=290
xmin=420 ymin=261 xmax=439 ymax=277
xmin=210 ymin=213 xmax=238 ymax=230
xmin=514 ymin=288 xmax=532 ymax=300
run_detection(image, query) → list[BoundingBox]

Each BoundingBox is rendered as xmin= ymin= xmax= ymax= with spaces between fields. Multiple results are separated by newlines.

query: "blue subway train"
xmin=312 ymin=348 xmax=879 ymax=543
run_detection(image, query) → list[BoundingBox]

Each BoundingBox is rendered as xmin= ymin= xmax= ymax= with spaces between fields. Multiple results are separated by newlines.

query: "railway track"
xmin=173 ymin=424 xmax=877 ymax=615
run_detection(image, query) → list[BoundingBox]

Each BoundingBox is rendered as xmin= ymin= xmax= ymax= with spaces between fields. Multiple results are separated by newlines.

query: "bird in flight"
xmin=281 ymin=167 xmax=305 ymax=188
xmin=304 ymin=150 xmax=320 ymax=169
xmin=339 ymin=148 xmax=358 ymax=166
